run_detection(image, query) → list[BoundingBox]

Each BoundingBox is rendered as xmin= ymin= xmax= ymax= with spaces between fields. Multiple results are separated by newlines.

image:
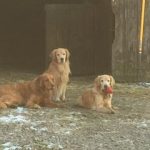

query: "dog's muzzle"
xmin=104 ymin=84 xmax=108 ymax=89
xmin=60 ymin=58 xmax=64 ymax=63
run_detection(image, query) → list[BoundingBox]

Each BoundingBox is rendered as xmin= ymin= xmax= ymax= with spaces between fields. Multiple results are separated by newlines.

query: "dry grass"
xmin=0 ymin=70 xmax=150 ymax=149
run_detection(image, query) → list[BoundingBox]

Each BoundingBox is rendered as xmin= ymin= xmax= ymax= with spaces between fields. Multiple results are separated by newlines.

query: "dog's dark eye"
xmin=44 ymin=79 xmax=49 ymax=82
xmin=62 ymin=53 xmax=65 ymax=55
xmin=101 ymin=80 xmax=103 ymax=82
xmin=107 ymin=80 xmax=110 ymax=82
xmin=57 ymin=54 xmax=60 ymax=56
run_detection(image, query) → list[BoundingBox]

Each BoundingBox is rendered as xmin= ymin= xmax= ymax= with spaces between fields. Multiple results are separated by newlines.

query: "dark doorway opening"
xmin=0 ymin=1 xmax=45 ymax=72
xmin=0 ymin=0 xmax=114 ymax=75
xmin=45 ymin=1 xmax=114 ymax=76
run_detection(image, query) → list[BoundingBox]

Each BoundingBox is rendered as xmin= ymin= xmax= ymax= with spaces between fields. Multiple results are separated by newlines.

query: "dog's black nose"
xmin=104 ymin=85 xmax=108 ymax=89
xmin=61 ymin=58 xmax=64 ymax=62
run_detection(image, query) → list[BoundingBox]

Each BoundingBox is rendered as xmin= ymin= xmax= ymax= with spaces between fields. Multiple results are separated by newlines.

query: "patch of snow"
xmin=2 ymin=142 xmax=22 ymax=150
xmin=54 ymin=126 xmax=75 ymax=135
xmin=30 ymin=122 xmax=48 ymax=132
xmin=47 ymin=143 xmax=55 ymax=148
xmin=0 ymin=114 xmax=29 ymax=124
xmin=138 ymin=82 xmax=150 ymax=88
xmin=50 ymin=111 xmax=86 ymax=136
xmin=3 ymin=146 xmax=22 ymax=150
xmin=24 ymin=145 xmax=32 ymax=150
xmin=2 ymin=142 xmax=12 ymax=147
xmin=47 ymin=143 xmax=63 ymax=149
xmin=58 ymin=144 xmax=63 ymax=149
xmin=35 ymin=120 xmax=46 ymax=124
xmin=30 ymin=126 xmax=38 ymax=131
xmin=137 ymin=121 xmax=148 ymax=129
xmin=39 ymin=127 xmax=48 ymax=132
xmin=69 ymin=123 xmax=77 ymax=127
xmin=30 ymin=124 xmax=48 ymax=133
xmin=64 ymin=116 xmax=80 ymax=121
xmin=102 ymin=120 xmax=110 ymax=123
xmin=69 ymin=111 xmax=82 ymax=115
xmin=64 ymin=131 xmax=71 ymax=135
xmin=15 ymin=107 xmax=27 ymax=114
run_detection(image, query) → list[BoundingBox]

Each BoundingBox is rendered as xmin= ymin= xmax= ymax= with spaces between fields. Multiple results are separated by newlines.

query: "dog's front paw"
xmin=110 ymin=109 xmax=115 ymax=114
xmin=0 ymin=103 xmax=8 ymax=109
xmin=33 ymin=104 xmax=41 ymax=109
xmin=109 ymin=107 xmax=116 ymax=114
xmin=26 ymin=104 xmax=41 ymax=109
xmin=52 ymin=96 xmax=60 ymax=102
xmin=112 ymin=106 xmax=119 ymax=110
xmin=55 ymin=97 xmax=61 ymax=102
xmin=61 ymin=95 xmax=66 ymax=101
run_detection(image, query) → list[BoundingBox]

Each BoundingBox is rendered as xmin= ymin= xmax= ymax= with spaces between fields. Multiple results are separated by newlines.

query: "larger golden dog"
xmin=78 ymin=75 xmax=116 ymax=113
xmin=46 ymin=48 xmax=71 ymax=101
xmin=0 ymin=73 xmax=61 ymax=109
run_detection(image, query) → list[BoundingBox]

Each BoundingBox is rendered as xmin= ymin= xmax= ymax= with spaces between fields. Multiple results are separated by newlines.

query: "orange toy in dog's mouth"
xmin=103 ymin=87 xmax=113 ymax=94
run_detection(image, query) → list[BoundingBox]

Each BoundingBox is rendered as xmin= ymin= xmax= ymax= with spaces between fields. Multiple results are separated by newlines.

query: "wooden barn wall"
xmin=112 ymin=0 xmax=150 ymax=82
xmin=0 ymin=0 xmax=45 ymax=72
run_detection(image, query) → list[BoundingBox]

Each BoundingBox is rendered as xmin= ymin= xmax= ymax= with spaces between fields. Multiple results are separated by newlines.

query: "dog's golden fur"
xmin=78 ymin=75 xmax=116 ymax=113
xmin=46 ymin=48 xmax=71 ymax=101
xmin=0 ymin=73 xmax=61 ymax=109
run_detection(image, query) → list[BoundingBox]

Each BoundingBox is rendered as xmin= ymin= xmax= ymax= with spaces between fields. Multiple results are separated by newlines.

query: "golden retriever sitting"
xmin=78 ymin=75 xmax=116 ymax=113
xmin=46 ymin=48 xmax=71 ymax=102
xmin=0 ymin=73 xmax=61 ymax=109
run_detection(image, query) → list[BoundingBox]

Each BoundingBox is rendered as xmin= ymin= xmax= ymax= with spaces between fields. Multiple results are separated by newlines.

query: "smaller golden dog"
xmin=0 ymin=73 xmax=61 ymax=109
xmin=78 ymin=75 xmax=116 ymax=113
xmin=46 ymin=48 xmax=71 ymax=102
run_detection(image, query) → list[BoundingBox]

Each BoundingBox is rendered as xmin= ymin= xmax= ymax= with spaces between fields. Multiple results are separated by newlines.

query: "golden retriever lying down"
xmin=0 ymin=73 xmax=62 ymax=109
xmin=78 ymin=75 xmax=116 ymax=113
xmin=46 ymin=48 xmax=71 ymax=102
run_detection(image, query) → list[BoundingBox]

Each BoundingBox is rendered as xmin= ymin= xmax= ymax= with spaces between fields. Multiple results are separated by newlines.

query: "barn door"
xmin=45 ymin=2 xmax=112 ymax=75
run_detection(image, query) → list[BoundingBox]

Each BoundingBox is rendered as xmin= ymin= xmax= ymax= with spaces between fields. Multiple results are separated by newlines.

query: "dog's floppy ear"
xmin=65 ymin=48 xmax=70 ymax=61
xmin=48 ymin=74 xmax=55 ymax=85
xmin=50 ymin=49 xmax=57 ymax=62
xmin=109 ymin=75 xmax=115 ymax=87
xmin=94 ymin=76 xmax=101 ymax=89
xmin=36 ymin=74 xmax=55 ymax=91
xmin=36 ymin=74 xmax=51 ymax=90
xmin=35 ymin=74 xmax=45 ymax=89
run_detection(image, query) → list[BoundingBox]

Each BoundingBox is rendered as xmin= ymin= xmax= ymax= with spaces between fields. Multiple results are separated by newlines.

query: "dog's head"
xmin=50 ymin=48 xmax=70 ymax=63
xmin=94 ymin=75 xmax=115 ymax=92
xmin=35 ymin=73 xmax=55 ymax=91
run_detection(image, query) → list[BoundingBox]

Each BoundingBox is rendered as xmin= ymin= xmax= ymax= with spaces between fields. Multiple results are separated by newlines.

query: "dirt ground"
xmin=0 ymin=70 xmax=150 ymax=150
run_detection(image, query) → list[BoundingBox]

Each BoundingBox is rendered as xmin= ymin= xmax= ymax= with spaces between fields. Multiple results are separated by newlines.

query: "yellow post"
xmin=139 ymin=0 xmax=146 ymax=54
xmin=137 ymin=0 xmax=146 ymax=81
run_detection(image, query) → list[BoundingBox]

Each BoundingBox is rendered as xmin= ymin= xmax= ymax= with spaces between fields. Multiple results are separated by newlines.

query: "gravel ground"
xmin=0 ymin=70 xmax=150 ymax=150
